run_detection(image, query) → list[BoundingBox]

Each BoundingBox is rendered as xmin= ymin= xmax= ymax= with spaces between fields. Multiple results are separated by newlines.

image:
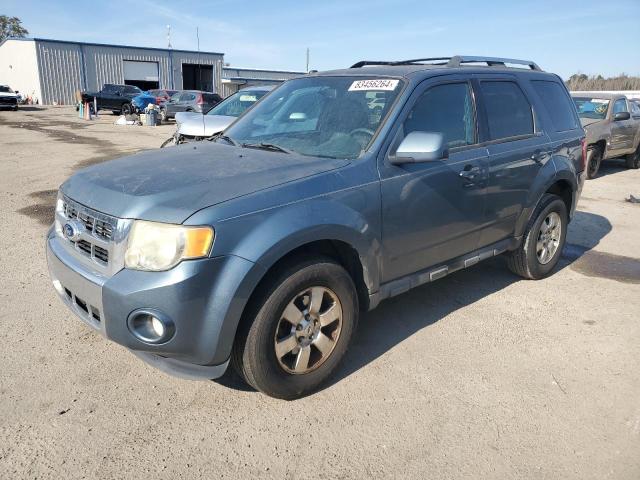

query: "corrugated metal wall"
xmin=35 ymin=41 xmax=84 ymax=105
xmin=34 ymin=40 xmax=224 ymax=105
xmin=220 ymin=67 xmax=303 ymax=97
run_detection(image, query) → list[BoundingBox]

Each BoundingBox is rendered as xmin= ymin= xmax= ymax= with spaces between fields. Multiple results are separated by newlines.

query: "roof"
xmin=315 ymin=55 xmax=548 ymax=79
xmin=0 ymin=37 xmax=224 ymax=56
xmin=570 ymin=92 xmax=625 ymax=99
xmin=222 ymin=66 xmax=305 ymax=75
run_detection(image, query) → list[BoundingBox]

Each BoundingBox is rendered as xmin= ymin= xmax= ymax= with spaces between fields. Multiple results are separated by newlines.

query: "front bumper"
xmin=47 ymin=228 xmax=260 ymax=379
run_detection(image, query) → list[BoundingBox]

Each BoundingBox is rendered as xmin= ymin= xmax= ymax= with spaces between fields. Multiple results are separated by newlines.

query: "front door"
xmin=610 ymin=98 xmax=635 ymax=154
xmin=379 ymin=78 xmax=488 ymax=283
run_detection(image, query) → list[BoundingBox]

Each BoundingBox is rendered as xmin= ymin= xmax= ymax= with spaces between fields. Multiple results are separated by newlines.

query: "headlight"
xmin=54 ymin=191 xmax=64 ymax=235
xmin=124 ymin=220 xmax=214 ymax=271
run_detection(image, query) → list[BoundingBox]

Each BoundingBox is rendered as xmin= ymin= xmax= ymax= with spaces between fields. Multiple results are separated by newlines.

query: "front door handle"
xmin=459 ymin=164 xmax=481 ymax=185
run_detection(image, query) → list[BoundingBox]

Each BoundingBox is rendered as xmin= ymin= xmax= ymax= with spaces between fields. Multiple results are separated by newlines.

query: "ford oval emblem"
xmin=62 ymin=221 xmax=82 ymax=241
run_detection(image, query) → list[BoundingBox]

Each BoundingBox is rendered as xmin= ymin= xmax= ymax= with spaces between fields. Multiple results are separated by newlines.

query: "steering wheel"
xmin=349 ymin=128 xmax=375 ymax=147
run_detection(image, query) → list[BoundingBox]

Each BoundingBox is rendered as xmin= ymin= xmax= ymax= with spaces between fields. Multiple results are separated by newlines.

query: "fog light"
xmin=127 ymin=309 xmax=175 ymax=344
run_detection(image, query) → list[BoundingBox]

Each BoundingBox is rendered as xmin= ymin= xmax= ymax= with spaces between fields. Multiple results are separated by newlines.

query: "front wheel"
xmin=160 ymin=136 xmax=176 ymax=148
xmin=232 ymin=257 xmax=358 ymax=400
xmin=506 ymin=194 xmax=568 ymax=280
xmin=586 ymin=146 xmax=602 ymax=179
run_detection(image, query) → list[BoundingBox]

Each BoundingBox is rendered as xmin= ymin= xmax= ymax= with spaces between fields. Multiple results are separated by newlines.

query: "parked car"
xmin=0 ymin=84 xmax=20 ymax=110
xmin=161 ymin=91 xmax=222 ymax=120
xmin=160 ymin=86 xmax=273 ymax=147
xmin=47 ymin=56 xmax=586 ymax=399
xmin=149 ymin=88 xmax=178 ymax=105
xmin=80 ymin=84 xmax=143 ymax=115
xmin=571 ymin=92 xmax=640 ymax=177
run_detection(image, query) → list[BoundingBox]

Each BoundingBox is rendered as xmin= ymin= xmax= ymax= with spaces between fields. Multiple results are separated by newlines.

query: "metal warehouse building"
xmin=0 ymin=37 xmax=303 ymax=105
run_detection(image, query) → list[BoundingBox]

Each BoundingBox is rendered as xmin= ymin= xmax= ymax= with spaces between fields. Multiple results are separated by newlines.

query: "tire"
xmin=586 ymin=146 xmax=602 ymax=179
xmin=121 ymin=103 xmax=132 ymax=115
xmin=160 ymin=137 xmax=175 ymax=148
xmin=625 ymin=145 xmax=640 ymax=169
xmin=232 ymin=256 xmax=358 ymax=400
xmin=13 ymin=105 xmax=18 ymax=111
xmin=506 ymin=194 xmax=568 ymax=280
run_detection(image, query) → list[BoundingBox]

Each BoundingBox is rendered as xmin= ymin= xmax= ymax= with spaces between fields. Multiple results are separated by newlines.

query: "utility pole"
xmin=306 ymin=47 xmax=310 ymax=73
xmin=166 ymin=25 xmax=172 ymax=49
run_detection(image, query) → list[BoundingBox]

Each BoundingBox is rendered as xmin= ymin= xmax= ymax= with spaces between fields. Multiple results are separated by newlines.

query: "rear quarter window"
xmin=480 ymin=81 xmax=534 ymax=140
xmin=531 ymin=80 xmax=579 ymax=132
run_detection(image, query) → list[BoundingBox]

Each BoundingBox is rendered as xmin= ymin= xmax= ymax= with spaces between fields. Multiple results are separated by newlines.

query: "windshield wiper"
xmin=242 ymin=142 xmax=293 ymax=154
xmin=210 ymin=133 xmax=239 ymax=146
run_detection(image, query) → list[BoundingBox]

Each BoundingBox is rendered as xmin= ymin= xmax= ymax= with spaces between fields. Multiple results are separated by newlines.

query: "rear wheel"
xmin=626 ymin=144 xmax=640 ymax=169
xmin=121 ymin=103 xmax=132 ymax=116
xmin=586 ymin=146 xmax=602 ymax=179
xmin=506 ymin=194 xmax=568 ymax=280
xmin=232 ymin=256 xmax=358 ymax=400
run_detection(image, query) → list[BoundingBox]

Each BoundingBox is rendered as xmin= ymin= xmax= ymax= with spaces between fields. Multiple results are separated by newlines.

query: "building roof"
xmin=0 ymin=37 xmax=224 ymax=56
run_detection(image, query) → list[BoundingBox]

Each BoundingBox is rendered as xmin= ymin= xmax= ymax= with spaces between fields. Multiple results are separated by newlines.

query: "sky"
xmin=3 ymin=0 xmax=640 ymax=79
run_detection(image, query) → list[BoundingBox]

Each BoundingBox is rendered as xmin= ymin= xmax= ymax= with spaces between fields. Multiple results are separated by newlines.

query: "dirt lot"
xmin=0 ymin=106 xmax=639 ymax=479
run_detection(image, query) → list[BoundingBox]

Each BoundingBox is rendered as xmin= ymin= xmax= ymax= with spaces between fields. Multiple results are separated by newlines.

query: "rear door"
xmin=473 ymin=75 xmax=549 ymax=247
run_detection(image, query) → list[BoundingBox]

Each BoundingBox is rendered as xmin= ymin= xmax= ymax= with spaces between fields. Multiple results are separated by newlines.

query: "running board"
xmin=368 ymin=238 xmax=518 ymax=309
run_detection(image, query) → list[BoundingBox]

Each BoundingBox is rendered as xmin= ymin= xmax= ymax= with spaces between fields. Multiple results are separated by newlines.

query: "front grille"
xmin=63 ymin=200 xmax=114 ymax=240
xmin=60 ymin=196 xmax=119 ymax=268
xmin=0 ymin=97 xmax=17 ymax=106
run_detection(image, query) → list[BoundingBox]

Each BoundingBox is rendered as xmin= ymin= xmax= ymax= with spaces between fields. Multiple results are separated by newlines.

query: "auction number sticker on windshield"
xmin=349 ymin=79 xmax=399 ymax=91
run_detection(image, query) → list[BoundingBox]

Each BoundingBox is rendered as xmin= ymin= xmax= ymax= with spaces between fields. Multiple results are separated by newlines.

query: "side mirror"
xmin=613 ymin=111 xmax=630 ymax=121
xmin=390 ymin=131 xmax=448 ymax=164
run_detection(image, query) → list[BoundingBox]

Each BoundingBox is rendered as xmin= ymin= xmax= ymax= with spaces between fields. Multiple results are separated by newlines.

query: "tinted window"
xmin=203 ymin=93 xmax=221 ymax=103
xmin=124 ymin=85 xmax=141 ymax=94
xmin=532 ymin=80 xmax=578 ymax=132
xmin=480 ymin=81 xmax=534 ymax=140
xmin=180 ymin=93 xmax=196 ymax=102
xmin=613 ymin=98 xmax=628 ymax=114
xmin=103 ymin=84 xmax=119 ymax=93
xmin=403 ymin=82 xmax=475 ymax=148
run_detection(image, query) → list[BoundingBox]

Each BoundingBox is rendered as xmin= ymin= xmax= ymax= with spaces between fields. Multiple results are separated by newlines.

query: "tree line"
xmin=566 ymin=74 xmax=640 ymax=91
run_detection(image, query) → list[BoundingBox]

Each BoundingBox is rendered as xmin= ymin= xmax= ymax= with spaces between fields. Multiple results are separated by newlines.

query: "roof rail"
xmin=350 ymin=56 xmax=542 ymax=71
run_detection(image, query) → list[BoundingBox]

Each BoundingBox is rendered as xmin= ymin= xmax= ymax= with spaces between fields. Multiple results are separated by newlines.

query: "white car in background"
xmin=161 ymin=86 xmax=274 ymax=147
xmin=0 ymin=85 xmax=20 ymax=111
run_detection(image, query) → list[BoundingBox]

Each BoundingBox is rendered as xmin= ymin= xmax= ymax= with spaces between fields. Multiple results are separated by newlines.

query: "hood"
xmin=580 ymin=117 xmax=603 ymax=128
xmin=0 ymin=92 xmax=19 ymax=98
xmin=174 ymin=111 xmax=201 ymax=125
xmin=61 ymin=142 xmax=349 ymax=224
xmin=177 ymin=114 xmax=236 ymax=137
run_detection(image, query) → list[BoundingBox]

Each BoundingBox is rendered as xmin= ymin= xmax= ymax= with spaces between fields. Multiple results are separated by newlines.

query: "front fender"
xmin=210 ymin=197 xmax=381 ymax=295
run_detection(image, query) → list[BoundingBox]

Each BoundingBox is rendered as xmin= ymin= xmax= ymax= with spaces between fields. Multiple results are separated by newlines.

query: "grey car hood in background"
xmin=61 ymin=142 xmax=348 ymax=223
xmin=176 ymin=114 xmax=237 ymax=137
xmin=580 ymin=118 xmax=603 ymax=128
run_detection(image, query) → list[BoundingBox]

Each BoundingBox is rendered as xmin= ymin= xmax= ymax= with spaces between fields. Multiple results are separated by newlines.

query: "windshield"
xmin=573 ymin=97 xmax=610 ymax=120
xmin=208 ymin=89 xmax=268 ymax=117
xmin=0 ymin=86 xmax=14 ymax=93
xmin=224 ymin=76 xmax=404 ymax=159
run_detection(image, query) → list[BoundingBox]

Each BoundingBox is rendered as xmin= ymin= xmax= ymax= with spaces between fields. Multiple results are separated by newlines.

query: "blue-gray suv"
xmin=47 ymin=56 xmax=586 ymax=399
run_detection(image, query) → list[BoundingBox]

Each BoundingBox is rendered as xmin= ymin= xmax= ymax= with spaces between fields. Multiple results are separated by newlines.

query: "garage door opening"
xmin=123 ymin=60 xmax=159 ymax=90
xmin=182 ymin=64 xmax=214 ymax=92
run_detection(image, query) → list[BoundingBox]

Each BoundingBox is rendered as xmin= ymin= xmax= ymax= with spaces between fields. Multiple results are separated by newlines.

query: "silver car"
xmin=161 ymin=86 xmax=274 ymax=147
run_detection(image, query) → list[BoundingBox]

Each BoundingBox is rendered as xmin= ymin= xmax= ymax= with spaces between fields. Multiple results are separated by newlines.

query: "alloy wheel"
xmin=536 ymin=212 xmax=562 ymax=264
xmin=273 ymin=286 xmax=342 ymax=374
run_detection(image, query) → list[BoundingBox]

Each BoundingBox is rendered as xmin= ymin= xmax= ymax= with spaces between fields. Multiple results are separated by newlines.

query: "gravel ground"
xmin=1 ymin=106 xmax=639 ymax=479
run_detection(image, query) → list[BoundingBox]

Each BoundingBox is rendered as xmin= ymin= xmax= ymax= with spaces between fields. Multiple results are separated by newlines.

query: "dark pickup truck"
xmin=80 ymin=84 xmax=143 ymax=115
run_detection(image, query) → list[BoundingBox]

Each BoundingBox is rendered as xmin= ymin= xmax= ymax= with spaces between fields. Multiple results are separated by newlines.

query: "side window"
xmin=180 ymin=93 xmax=195 ymax=102
xmin=480 ymin=81 xmax=534 ymax=140
xmin=613 ymin=98 xmax=628 ymax=114
xmin=403 ymin=82 xmax=476 ymax=148
xmin=531 ymin=80 xmax=578 ymax=132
